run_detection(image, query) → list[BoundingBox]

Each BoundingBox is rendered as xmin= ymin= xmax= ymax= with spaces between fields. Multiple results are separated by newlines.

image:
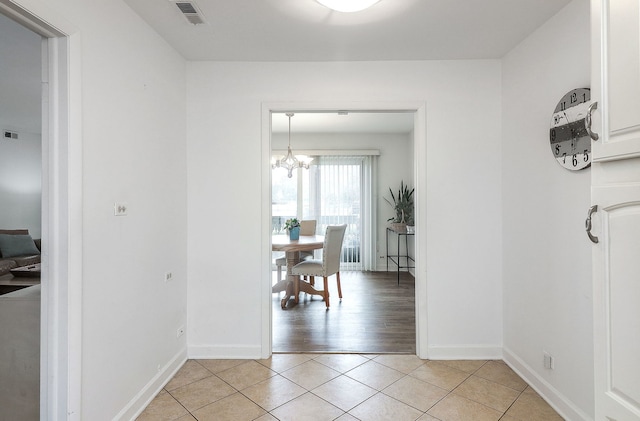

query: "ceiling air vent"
xmin=174 ymin=1 xmax=206 ymax=25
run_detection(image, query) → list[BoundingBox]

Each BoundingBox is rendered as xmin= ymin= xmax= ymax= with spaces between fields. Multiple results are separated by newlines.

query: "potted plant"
xmin=385 ymin=180 xmax=414 ymax=231
xmin=284 ymin=217 xmax=301 ymax=240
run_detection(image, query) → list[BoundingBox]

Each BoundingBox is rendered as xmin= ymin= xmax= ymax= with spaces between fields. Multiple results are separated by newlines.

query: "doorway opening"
xmin=0 ymin=1 xmax=79 ymax=418
xmin=0 ymin=12 xmax=42 ymax=419
xmin=263 ymin=106 xmax=427 ymax=356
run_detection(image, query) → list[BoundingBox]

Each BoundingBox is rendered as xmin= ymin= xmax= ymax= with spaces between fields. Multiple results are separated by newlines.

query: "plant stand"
xmin=386 ymin=226 xmax=415 ymax=284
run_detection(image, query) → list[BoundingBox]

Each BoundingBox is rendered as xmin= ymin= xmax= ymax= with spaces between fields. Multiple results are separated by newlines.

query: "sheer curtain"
xmin=360 ymin=155 xmax=377 ymax=270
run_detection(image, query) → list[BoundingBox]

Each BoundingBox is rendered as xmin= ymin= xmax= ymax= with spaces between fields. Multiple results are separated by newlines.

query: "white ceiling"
xmin=124 ymin=0 xmax=571 ymax=62
xmin=122 ymin=0 xmax=571 ymax=133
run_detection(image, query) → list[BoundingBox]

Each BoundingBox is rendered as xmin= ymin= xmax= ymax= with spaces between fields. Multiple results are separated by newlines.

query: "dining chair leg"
xmin=323 ymin=276 xmax=330 ymax=308
xmin=336 ymin=272 xmax=342 ymax=300
xmin=309 ymin=276 xmax=315 ymax=287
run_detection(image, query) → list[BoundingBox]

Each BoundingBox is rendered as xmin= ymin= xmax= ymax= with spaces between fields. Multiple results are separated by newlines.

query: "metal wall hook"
xmin=586 ymin=205 xmax=599 ymax=243
xmin=585 ymin=102 xmax=599 ymax=141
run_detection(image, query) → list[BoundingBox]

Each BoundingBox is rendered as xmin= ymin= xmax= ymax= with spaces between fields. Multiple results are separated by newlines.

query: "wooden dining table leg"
xmin=280 ymin=250 xmax=301 ymax=309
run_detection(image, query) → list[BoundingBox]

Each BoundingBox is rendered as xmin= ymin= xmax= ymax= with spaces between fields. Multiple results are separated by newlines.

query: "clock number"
xmin=550 ymin=89 xmax=591 ymax=171
xmin=570 ymin=92 xmax=577 ymax=104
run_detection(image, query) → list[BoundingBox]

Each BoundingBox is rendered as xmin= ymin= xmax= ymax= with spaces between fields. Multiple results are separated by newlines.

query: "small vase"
xmin=289 ymin=226 xmax=300 ymax=240
xmin=390 ymin=222 xmax=407 ymax=232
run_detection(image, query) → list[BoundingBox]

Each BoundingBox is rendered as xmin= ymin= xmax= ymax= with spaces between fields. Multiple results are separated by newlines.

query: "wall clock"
xmin=549 ymin=88 xmax=592 ymax=170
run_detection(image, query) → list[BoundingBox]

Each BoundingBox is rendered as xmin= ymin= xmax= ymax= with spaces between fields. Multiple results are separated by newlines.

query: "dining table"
xmin=272 ymin=234 xmax=325 ymax=309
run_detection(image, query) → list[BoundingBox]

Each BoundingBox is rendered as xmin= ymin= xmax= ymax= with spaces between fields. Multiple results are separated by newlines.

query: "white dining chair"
xmin=275 ymin=219 xmax=316 ymax=283
xmin=291 ymin=224 xmax=347 ymax=308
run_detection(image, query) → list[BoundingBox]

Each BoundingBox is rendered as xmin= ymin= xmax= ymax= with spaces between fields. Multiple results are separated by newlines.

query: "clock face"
xmin=549 ymin=88 xmax=592 ymax=170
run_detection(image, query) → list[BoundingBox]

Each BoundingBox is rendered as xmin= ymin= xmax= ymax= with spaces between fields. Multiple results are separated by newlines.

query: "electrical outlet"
xmin=177 ymin=326 xmax=185 ymax=338
xmin=164 ymin=272 xmax=173 ymax=282
xmin=543 ymin=351 xmax=554 ymax=369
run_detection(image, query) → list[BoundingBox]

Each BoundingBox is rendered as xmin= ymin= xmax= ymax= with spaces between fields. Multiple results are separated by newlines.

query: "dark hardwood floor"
xmin=272 ymin=270 xmax=416 ymax=354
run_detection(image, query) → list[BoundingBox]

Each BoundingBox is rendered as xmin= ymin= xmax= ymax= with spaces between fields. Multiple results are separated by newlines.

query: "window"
xmin=272 ymin=154 xmax=377 ymax=270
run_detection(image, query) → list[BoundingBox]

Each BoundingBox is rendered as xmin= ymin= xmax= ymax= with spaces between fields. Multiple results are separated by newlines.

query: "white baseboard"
xmin=116 ymin=347 xmax=188 ymax=421
xmin=188 ymin=344 xmax=262 ymax=359
xmin=502 ymin=347 xmax=593 ymax=421
xmin=427 ymin=345 xmax=503 ymax=360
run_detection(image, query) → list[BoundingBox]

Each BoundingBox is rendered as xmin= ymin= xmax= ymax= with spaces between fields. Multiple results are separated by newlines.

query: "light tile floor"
xmin=136 ymin=354 xmax=564 ymax=421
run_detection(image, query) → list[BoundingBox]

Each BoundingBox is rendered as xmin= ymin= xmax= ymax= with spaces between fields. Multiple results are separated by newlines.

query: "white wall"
xmin=187 ymin=60 xmax=503 ymax=358
xmin=272 ymin=131 xmax=413 ymax=270
xmin=502 ymin=0 xmax=593 ymax=419
xmin=0 ymin=14 xmax=42 ymax=237
xmin=10 ymin=0 xmax=189 ymax=419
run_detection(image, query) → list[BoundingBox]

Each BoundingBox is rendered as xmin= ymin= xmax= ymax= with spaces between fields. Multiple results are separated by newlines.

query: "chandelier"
xmin=272 ymin=113 xmax=310 ymax=178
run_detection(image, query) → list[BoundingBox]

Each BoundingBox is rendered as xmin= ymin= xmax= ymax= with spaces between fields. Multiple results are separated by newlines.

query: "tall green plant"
xmin=385 ymin=180 xmax=414 ymax=225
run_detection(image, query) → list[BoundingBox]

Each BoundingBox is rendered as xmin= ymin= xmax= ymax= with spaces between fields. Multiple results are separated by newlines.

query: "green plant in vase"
xmin=385 ymin=180 xmax=414 ymax=228
xmin=284 ymin=218 xmax=300 ymax=240
xmin=284 ymin=218 xmax=300 ymax=231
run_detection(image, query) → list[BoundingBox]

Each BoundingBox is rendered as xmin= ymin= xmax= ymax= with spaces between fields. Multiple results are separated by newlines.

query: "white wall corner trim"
xmin=188 ymin=345 xmax=263 ymax=360
xmin=427 ymin=345 xmax=503 ymax=360
xmin=503 ymin=347 xmax=594 ymax=421
xmin=116 ymin=349 xmax=188 ymax=421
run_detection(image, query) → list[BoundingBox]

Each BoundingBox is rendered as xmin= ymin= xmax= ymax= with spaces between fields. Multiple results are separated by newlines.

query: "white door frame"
xmin=0 ymin=2 xmax=82 ymax=419
xmin=260 ymin=101 xmax=428 ymax=359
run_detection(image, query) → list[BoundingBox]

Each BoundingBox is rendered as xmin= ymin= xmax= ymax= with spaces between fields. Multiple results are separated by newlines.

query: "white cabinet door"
xmin=591 ymin=1 xmax=640 ymax=420
xmin=592 ymin=183 xmax=640 ymax=421
xmin=591 ymin=0 xmax=640 ymax=162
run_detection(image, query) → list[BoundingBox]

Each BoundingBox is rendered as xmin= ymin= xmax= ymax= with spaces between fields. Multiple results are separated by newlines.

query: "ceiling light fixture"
xmin=272 ymin=113 xmax=311 ymax=178
xmin=316 ymin=0 xmax=380 ymax=13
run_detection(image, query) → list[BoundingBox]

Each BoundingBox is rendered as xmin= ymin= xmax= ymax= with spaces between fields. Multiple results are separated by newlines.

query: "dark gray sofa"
xmin=0 ymin=229 xmax=41 ymax=277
